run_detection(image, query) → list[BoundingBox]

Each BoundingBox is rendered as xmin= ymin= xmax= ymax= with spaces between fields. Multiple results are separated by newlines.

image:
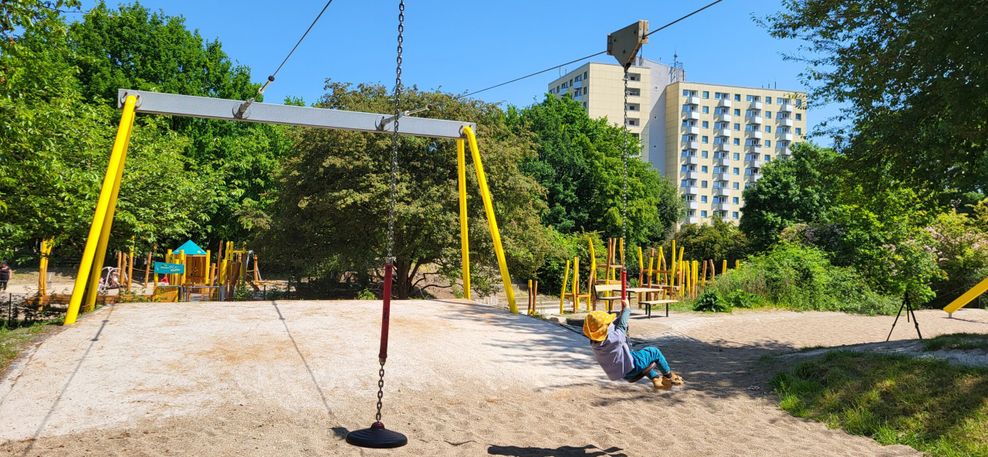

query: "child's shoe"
xmin=668 ymin=372 xmax=685 ymax=385
xmin=652 ymin=376 xmax=672 ymax=391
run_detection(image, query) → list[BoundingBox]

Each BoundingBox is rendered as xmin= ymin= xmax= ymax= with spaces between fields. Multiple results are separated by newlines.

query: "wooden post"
xmin=572 ymin=257 xmax=580 ymax=313
xmin=559 ymin=259 xmax=570 ymax=315
xmin=701 ymin=260 xmax=708 ymax=287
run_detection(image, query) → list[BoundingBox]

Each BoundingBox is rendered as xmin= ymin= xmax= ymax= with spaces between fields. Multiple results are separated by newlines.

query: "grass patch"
xmin=924 ymin=333 xmax=988 ymax=352
xmin=773 ymin=351 xmax=988 ymax=457
xmin=0 ymin=323 xmax=53 ymax=374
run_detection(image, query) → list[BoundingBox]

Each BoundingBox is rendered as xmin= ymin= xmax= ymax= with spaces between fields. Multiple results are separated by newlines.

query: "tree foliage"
xmin=260 ymin=83 xmax=550 ymax=299
xmin=0 ymin=0 xmax=78 ymax=41
xmin=675 ymin=217 xmax=750 ymax=264
xmin=767 ymin=0 xmax=988 ymax=199
xmin=510 ymin=95 xmax=682 ymax=245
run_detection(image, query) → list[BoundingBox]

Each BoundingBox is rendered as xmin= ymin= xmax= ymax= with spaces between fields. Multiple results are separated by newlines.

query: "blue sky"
xmin=78 ymin=0 xmax=837 ymax=144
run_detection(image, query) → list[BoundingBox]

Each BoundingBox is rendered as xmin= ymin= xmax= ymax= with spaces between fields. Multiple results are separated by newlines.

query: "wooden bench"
xmin=591 ymin=283 xmax=624 ymax=312
xmin=640 ymin=299 xmax=677 ymax=318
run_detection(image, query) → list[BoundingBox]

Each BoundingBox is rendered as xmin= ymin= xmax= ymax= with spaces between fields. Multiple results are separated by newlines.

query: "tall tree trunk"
xmin=396 ymin=258 xmax=411 ymax=299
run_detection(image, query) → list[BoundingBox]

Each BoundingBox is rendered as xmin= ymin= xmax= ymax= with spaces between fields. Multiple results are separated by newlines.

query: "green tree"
xmin=260 ymin=83 xmax=549 ymax=299
xmin=0 ymin=0 xmax=79 ymax=40
xmin=675 ymin=217 xmax=750 ymax=264
xmin=510 ymin=95 xmax=682 ymax=245
xmin=739 ymin=143 xmax=837 ymax=250
xmin=65 ymin=2 xmax=290 ymax=241
xmin=766 ymin=0 xmax=988 ymax=199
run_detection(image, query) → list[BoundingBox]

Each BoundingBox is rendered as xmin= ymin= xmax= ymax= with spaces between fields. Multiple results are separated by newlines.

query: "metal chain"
xmin=385 ymin=0 xmax=404 ymax=265
xmin=621 ymin=68 xmax=629 ymax=268
xmin=375 ymin=0 xmax=404 ymax=425
xmin=374 ymin=361 xmax=385 ymax=422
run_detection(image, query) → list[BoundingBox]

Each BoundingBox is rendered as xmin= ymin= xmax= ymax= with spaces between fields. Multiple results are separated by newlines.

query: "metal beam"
xmin=117 ymin=89 xmax=474 ymax=139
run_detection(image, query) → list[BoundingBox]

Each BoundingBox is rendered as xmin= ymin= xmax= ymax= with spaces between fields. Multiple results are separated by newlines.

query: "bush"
xmin=693 ymin=290 xmax=731 ymax=313
xmin=710 ymin=243 xmax=898 ymax=314
xmin=535 ymin=230 xmax=604 ymax=294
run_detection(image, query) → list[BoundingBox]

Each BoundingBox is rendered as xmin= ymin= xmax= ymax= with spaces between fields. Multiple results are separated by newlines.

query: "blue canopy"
xmin=172 ymin=240 xmax=207 ymax=256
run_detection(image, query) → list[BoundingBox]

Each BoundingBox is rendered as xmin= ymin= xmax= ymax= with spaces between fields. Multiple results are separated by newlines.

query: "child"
xmin=0 ymin=261 xmax=11 ymax=291
xmin=583 ymin=300 xmax=684 ymax=390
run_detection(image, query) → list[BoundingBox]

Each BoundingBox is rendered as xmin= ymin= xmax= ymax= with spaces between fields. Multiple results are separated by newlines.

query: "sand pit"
xmin=1 ymin=300 xmax=985 ymax=456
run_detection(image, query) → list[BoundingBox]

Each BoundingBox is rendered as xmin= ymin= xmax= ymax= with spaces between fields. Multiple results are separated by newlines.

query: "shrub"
xmin=724 ymin=290 xmax=758 ymax=309
xmin=710 ymin=243 xmax=898 ymax=314
xmin=693 ymin=290 xmax=731 ymax=313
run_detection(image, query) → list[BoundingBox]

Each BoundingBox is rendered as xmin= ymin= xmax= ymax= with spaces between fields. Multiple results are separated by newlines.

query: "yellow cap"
xmin=583 ymin=311 xmax=616 ymax=342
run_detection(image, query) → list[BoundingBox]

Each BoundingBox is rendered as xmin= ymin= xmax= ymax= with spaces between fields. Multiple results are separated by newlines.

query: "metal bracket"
xmin=377 ymin=105 xmax=431 ymax=131
xmin=118 ymin=89 xmax=473 ymax=139
xmin=607 ymin=20 xmax=649 ymax=68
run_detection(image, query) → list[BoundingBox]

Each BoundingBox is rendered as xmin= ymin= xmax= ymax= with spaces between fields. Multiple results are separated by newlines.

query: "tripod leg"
xmin=908 ymin=301 xmax=923 ymax=340
xmin=886 ymin=299 xmax=906 ymax=342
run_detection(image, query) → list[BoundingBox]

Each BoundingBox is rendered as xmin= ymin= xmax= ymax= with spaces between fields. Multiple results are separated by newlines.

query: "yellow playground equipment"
xmin=943 ymin=276 xmax=988 ymax=316
xmin=558 ymin=236 xmax=596 ymax=313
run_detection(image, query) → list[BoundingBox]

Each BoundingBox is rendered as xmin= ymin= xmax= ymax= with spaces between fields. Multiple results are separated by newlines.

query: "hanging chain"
xmin=374 ymin=360 xmax=386 ymax=422
xmin=621 ymin=68 xmax=630 ymax=268
xmin=375 ymin=0 xmax=404 ymax=426
xmin=385 ymin=0 xmax=404 ymax=265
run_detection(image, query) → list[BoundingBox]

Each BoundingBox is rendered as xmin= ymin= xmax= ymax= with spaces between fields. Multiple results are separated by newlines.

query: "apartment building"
xmin=548 ymin=60 xmax=807 ymax=224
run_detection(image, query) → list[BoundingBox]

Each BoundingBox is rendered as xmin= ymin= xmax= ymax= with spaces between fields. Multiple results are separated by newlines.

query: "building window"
xmin=702 ymin=106 xmax=709 ymax=114
xmin=734 ymin=123 xmax=741 ymax=130
xmin=746 ymin=95 xmax=753 ymax=102
xmin=734 ymin=94 xmax=741 ymax=101
xmin=766 ymin=111 xmax=772 ymax=119
xmin=733 ymin=167 xmax=740 ymax=175
xmin=628 ymin=72 xmax=641 ymax=81
xmin=766 ymin=96 xmax=773 ymax=104
xmin=765 ymin=126 xmax=772 ymax=133
xmin=701 ymin=195 xmax=708 ymax=203
xmin=733 ymin=197 xmax=739 ymax=204
xmin=765 ymin=140 xmax=771 ymax=147
xmin=701 ymin=165 xmax=709 ymax=173
xmin=583 ymin=71 xmax=588 ymax=79
xmin=627 ymin=103 xmax=639 ymax=111
xmin=796 ymin=127 xmax=802 ymax=135
xmin=733 ymin=138 xmax=740 ymax=145
xmin=702 ymin=136 xmax=709 ymax=144
xmin=733 ymin=108 xmax=740 ymax=116
xmin=795 ymin=99 xmax=803 ymax=107
xmin=702 ymin=121 xmax=709 ymax=128
xmin=733 ymin=182 xmax=740 ymax=189
xmin=627 ymin=119 xmax=639 ymax=126
xmin=796 ymin=113 xmax=802 ymax=120
xmin=733 ymin=153 xmax=741 ymax=160
xmin=702 ymin=91 xmax=710 ymax=99
xmin=682 ymin=89 xmax=690 ymax=96
xmin=627 ymin=88 xmax=641 ymax=96
xmin=701 ymin=180 xmax=708 ymax=188
xmin=732 ymin=211 xmax=739 ymax=219
xmin=702 ymin=150 xmax=709 ymax=158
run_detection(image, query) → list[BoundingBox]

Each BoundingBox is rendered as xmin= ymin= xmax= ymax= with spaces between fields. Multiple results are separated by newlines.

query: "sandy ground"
xmin=0 ymin=301 xmax=985 ymax=457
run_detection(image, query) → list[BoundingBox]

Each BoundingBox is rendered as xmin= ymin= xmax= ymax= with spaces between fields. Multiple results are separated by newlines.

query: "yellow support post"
xmin=735 ymin=259 xmax=741 ymax=269
xmin=456 ymin=139 xmax=471 ymax=300
xmin=637 ymin=246 xmax=644 ymax=285
xmin=572 ymin=257 xmax=580 ymax=313
xmin=722 ymin=259 xmax=728 ymax=275
xmin=670 ymin=241 xmax=677 ymax=287
xmin=463 ymin=127 xmax=517 ymax=313
xmin=180 ymin=251 xmax=187 ymax=285
xmin=943 ymin=277 xmax=988 ymax=315
xmin=205 ymin=249 xmax=212 ymax=285
xmin=559 ymin=259 xmax=570 ymax=314
xmin=657 ymin=246 xmax=665 ymax=285
xmin=65 ymin=95 xmax=138 ymax=325
xmin=587 ymin=236 xmax=597 ymax=285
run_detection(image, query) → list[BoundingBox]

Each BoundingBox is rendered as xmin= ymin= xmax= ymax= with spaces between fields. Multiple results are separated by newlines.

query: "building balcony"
xmin=682 ymin=185 xmax=699 ymax=195
xmin=684 ymin=110 xmax=700 ymax=120
xmin=685 ymin=140 xmax=699 ymax=150
xmin=683 ymin=170 xmax=699 ymax=180
xmin=716 ymin=113 xmax=732 ymax=123
xmin=751 ymin=101 xmax=764 ymax=110
xmin=687 ymin=200 xmax=699 ymax=210
xmin=685 ymin=126 xmax=700 ymax=135
xmin=778 ymin=102 xmax=793 ymax=112
xmin=685 ymin=95 xmax=701 ymax=105
xmin=746 ymin=115 xmax=764 ymax=125
xmin=750 ymin=130 xmax=763 ymax=139
xmin=718 ymin=98 xmax=732 ymax=108
xmin=715 ymin=142 xmax=730 ymax=152
xmin=781 ymin=133 xmax=795 ymax=141
xmin=747 ymin=144 xmax=762 ymax=154
xmin=780 ymin=117 xmax=794 ymax=127
xmin=714 ymin=201 xmax=732 ymax=211
xmin=682 ymin=154 xmax=699 ymax=165
xmin=716 ymin=128 xmax=731 ymax=137
xmin=688 ymin=216 xmax=701 ymax=224
xmin=715 ymin=187 xmax=730 ymax=196
xmin=715 ymin=156 xmax=729 ymax=166
xmin=714 ymin=172 xmax=729 ymax=181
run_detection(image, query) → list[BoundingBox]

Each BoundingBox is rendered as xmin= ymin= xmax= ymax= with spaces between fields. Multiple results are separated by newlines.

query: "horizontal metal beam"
xmin=117 ymin=89 xmax=475 ymax=139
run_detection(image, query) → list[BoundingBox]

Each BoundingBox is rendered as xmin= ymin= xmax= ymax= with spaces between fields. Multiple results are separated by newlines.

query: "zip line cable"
xmin=235 ymin=0 xmax=335 ymax=117
xmin=457 ymin=0 xmax=725 ymax=100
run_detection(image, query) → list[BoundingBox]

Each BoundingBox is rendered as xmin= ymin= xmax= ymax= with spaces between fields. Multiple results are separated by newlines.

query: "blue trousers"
xmin=623 ymin=346 xmax=671 ymax=381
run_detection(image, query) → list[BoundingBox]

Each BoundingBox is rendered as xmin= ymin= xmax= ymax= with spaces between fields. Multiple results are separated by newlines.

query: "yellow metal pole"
xmin=670 ymin=240 xmax=677 ymax=287
xmin=456 ymin=139 xmax=471 ymax=300
xmin=463 ymin=127 xmax=517 ymax=313
xmin=205 ymin=250 xmax=212 ymax=285
xmin=559 ymin=259 xmax=570 ymax=314
xmin=943 ymin=276 xmax=988 ymax=315
xmin=572 ymin=257 xmax=580 ymax=313
xmin=65 ymin=95 xmax=138 ymax=325
xmin=587 ymin=236 xmax=597 ymax=284
xmin=722 ymin=259 xmax=728 ymax=275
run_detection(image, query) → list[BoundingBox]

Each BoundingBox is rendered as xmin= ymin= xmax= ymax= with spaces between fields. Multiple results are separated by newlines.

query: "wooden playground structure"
xmin=551 ymin=237 xmax=739 ymax=317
